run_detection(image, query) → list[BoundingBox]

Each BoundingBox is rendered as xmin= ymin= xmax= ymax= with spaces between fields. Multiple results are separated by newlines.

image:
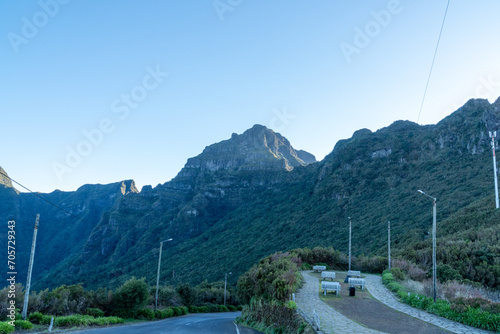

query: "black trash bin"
xmin=349 ymin=287 xmax=356 ymax=296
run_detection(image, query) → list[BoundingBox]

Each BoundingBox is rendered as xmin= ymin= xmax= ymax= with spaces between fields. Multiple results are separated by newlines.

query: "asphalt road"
xmin=56 ymin=312 xmax=263 ymax=334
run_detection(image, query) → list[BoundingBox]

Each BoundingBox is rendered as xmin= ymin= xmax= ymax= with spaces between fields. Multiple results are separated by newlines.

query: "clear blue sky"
xmin=1 ymin=0 xmax=500 ymax=193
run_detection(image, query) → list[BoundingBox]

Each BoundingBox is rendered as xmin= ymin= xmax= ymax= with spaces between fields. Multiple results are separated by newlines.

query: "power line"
xmin=416 ymin=0 xmax=451 ymax=124
xmin=0 ymin=170 xmax=89 ymax=224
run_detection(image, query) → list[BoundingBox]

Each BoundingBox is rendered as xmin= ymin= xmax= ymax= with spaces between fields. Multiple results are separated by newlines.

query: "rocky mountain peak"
xmin=0 ymin=166 xmax=15 ymax=190
xmin=176 ymin=124 xmax=316 ymax=177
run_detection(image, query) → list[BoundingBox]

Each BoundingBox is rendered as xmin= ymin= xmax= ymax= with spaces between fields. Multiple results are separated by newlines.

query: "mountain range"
xmin=1 ymin=97 xmax=500 ymax=290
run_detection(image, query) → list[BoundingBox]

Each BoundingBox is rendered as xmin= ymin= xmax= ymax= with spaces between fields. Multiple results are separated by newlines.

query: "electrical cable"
xmin=416 ymin=0 xmax=451 ymax=124
xmin=0 ymin=170 xmax=89 ymax=224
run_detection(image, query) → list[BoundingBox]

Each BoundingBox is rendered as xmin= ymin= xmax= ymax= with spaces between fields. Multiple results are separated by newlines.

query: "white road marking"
xmin=233 ymin=322 xmax=241 ymax=334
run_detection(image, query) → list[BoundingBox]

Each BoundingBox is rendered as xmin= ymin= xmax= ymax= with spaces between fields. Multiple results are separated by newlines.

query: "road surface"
xmin=44 ymin=312 xmax=262 ymax=334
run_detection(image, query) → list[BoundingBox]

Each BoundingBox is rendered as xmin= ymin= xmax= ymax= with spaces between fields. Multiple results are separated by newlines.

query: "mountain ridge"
xmin=2 ymin=97 xmax=500 ymax=290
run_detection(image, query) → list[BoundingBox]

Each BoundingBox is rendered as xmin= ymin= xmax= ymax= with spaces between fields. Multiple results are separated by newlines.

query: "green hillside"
xmin=2 ymin=97 xmax=500 ymax=292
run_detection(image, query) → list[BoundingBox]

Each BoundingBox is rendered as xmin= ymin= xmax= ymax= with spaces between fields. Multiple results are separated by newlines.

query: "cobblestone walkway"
xmin=295 ymin=271 xmax=385 ymax=334
xmin=364 ymin=274 xmax=493 ymax=334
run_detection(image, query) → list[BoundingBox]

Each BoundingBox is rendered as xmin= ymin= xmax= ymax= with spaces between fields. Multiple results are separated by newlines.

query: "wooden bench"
xmin=313 ymin=265 xmax=326 ymax=272
xmin=348 ymin=278 xmax=366 ymax=290
xmin=321 ymin=271 xmax=336 ymax=280
xmin=347 ymin=270 xmax=361 ymax=277
xmin=321 ymin=281 xmax=341 ymax=295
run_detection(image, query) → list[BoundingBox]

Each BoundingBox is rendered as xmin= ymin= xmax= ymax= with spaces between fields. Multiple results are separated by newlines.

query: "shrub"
xmin=391 ymin=268 xmax=405 ymax=281
xmin=172 ymin=307 xmax=183 ymax=317
xmin=88 ymin=316 xmax=124 ymax=326
xmin=0 ymin=322 xmax=14 ymax=334
xmin=218 ymin=305 xmax=229 ymax=312
xmin=180 ymin=306 xmax=189 ymax=315
xmin=112 ymin=277 xmax=149 ymax=317
xmin=86 ymin=308 xmax=105 ymax=318
xmin=15 ymin=320 xmax=33 ymax=329
xmin=227 ymin=305 xmax=237 ymax=312
xmin=300 ymin=263 xmax=312 ymax=270
xmin=437 ymin=264 xmax=463 ymax=283
xmin=285 ymin=301 xmax=297 ymax=310
xmin=54 ymin=314 xmax=93 ymax=327
xmin=136 ymin=308 xmax=155 ymax=320
xmin=28 ymin=311 xmax=44 ymax=324
xmin=237 ymin=305 xmax=243 ymax=311
xmin=163 ymin=308 xmax=174 ymax=318
xmin=41 ymin=314 xmax=54 ymax=325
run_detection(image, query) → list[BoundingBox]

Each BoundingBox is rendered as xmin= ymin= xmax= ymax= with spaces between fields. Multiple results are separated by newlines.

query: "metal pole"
xmin=155 ymin=238 xmax=172 ymax=311
xmin=490 ymin=131 xmax=499 ymax=209
xmin=388 ymin=221 xmax=391 ymax=271
xmin=224 ymin=273 xmax=227 ymax=306
xmin=224 ymin=272 xmax=231 ymax=306
xmin=22 ymin=214 xmax=39 ymax=320
xmin=348 ymin=217 xmax=352 ymax=271
xmin=155 ymin=241 xmax=163 ymax=312
xmin=432 ymin=198 xmax=437 ymax=302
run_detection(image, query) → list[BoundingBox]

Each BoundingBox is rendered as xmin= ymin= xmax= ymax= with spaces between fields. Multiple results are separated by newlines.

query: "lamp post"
xmin=489 ymin=131 xmax=499 ymax=209
xmin=155 ymin=238 xmax=173 ymax=312
xmin=418 ymin=190 xmax=437 ymax=302
xmin=224 ymin=272 xmax=232 ymax=306
xmin=388 ymin=221 xmax=391 ymax=271
xmin=348 ymin=217 xmax=352 ymax=271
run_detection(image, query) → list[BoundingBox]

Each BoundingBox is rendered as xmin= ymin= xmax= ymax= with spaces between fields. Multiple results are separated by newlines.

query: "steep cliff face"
xmin=0 ymin=178 xmax=139 ymax=287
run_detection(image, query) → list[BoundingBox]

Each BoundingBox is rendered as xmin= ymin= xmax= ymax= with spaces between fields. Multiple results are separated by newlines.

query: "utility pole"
xmin=388 ymin=221 xmax=391 ymax=271
xmin=418 ymin=190 xmax=437 ymax=302
xmin=22 ymin=214 xmax=39 ymax=320
xmin=155 ymin=238 xmax=172 ymax=312
xmin=224 ymin=272 xmax=231 ymax=306
xmin=348 ymin=217 xmax=352 ymax=271
xmin=432 ymin=197 xmax=437 ymax=302
xmin=489 ymin=131 xmax=499 ymax=209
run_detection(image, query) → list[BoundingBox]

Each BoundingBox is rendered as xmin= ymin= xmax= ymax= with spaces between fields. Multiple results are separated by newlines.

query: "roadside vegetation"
xmin=383 ymin=265 xmax=500 ymax=332
xmin=0 ymin=277 xmax=241 ymax=333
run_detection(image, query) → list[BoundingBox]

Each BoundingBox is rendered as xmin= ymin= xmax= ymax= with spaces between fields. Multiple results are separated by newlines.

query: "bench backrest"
xmin=348 ymin=278 xmax=365 ymax=285
xmin=321 ymin=271 xmax=335 ymax=278
xmin=321 ymin=282 xmax=340 ymax=289
xmin=313 ymin=265 xmax=326 ymax=270
xmin=347 ymin=270 xmax=361 ymax=277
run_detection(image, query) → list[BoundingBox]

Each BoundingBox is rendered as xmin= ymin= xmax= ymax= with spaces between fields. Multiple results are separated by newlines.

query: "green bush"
xmin=86 ymin=308 xmax=105 ymax=318
xmin=437 ymin=264 xmax=463 ymax=283
xmin=89 ymin=316 xmax=124 ymax=326
xmin=180 ymin=306 xmax=189 ymax=315
xmin=41 ymin=315 xmax=54 ymax=325
xmin=14 ymin=320 xmax=33 ymax=329
xmin=0 ymin=322 xmax=14 ymax=334
xmin=136 ymin=308 xmax=155 ymax=320
xmin=391 ymin=268 xmax=405 ymax=281
xmin=300 ymin=263 xmax=312 ymax=270
xmin=54 ymin=314 xmax=93 ymax=327
xmin=112 ymin=277 xmax=149 ymax=317
xmin=28 ymin=311 xmax=44 ymax=324
xmin=237 ymin=305 xmax=243 ymax=311
xmin=172 ymin=307 xmax=183 ymax=317
xmin=163 ymin=308 xmax=174 ymax=318
xmin=227 ymin=305 xmax=237 ymax=312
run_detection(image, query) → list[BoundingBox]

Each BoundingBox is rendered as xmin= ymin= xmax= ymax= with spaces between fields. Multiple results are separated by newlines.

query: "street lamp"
xmin=388 ymin=221 xmax=391 ymax=271
xmin=224 ymin=272 xmax=232 ymax=306
xmin=418 ymin=189 xmax=437 ymax=302
xmin=489 ymin=131 xmax=499 ymax=209
xmin=155 ymin=238 xmax=173 ymax=312
xmin=348 ymin=217 xmax=352 ymax=271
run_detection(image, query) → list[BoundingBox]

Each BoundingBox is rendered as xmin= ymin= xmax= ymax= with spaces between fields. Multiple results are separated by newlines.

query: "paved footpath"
xmin=295 ymin=271 xmax=385 ymax=334
xmin=364 ymin=274 xmax=494 ymax=334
